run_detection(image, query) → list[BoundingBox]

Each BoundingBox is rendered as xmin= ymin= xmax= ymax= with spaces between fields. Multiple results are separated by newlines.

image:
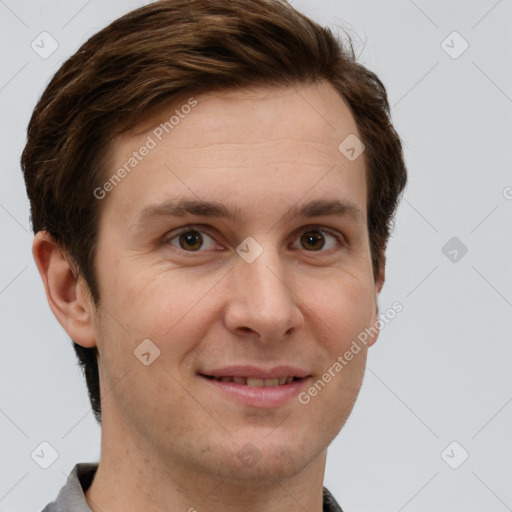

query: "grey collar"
xmin=42 ymin=463 xmax=344 ymax=512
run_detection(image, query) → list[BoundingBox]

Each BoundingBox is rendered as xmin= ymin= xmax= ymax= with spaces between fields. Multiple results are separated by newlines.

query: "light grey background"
xmin=1 ymin=1 xmax=511 ymax=511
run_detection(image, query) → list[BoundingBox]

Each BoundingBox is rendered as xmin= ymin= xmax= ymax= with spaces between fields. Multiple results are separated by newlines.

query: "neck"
xmin=85 ymin=410 xmax=327 ymax=512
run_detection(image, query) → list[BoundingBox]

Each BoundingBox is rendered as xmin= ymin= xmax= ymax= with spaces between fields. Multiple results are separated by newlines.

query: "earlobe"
xmin=368 ymin=255 xmax=386 ymax=348
xmin=32 ymin=231 xmax=97 ymax=348
xmin=375 ymin=253 xmax=386 ymax=295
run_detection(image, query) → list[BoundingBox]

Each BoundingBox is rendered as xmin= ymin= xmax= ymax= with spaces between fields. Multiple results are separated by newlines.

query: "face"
xmin=91 ymin=81 xmax=382 ymax=486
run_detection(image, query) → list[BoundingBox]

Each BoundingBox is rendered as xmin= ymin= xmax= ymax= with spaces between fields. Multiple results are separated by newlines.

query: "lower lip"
xmin=200 ymin=375 xmax=310 ymax=407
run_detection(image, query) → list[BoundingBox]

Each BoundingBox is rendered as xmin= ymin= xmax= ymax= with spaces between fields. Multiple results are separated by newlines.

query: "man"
xmin=21 ymin=0 xmax=407 ymax=510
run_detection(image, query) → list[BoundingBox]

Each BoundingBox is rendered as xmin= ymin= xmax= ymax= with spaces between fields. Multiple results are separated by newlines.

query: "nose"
xmin=222 ymin=244 xmax=304 ymax=342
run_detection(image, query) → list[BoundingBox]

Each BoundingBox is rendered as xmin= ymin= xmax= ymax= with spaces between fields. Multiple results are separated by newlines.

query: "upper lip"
xmin=200 ymin=365 xmax=310 ymax=379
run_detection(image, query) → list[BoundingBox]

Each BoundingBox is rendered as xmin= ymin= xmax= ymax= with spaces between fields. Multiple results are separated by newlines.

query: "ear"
xmin=367 ymin=254 xmax=386 ymax=348
xmin=32 ymin=231 xmax=97 ymax=348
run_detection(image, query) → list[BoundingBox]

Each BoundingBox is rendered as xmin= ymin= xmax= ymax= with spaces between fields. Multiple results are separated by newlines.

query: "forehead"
xmin=101 ymin=81 xmax=367 ymax=227
xmin=131 ymin=81 xmax=358 ymax=142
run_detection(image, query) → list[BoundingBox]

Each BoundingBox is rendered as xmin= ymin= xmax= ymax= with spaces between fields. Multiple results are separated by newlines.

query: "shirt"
xmin=41 ymin=462 xmax=344 ymax=512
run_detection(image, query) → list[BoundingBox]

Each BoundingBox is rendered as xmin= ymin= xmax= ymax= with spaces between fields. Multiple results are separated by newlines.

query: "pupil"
xmin=302 ymin=230 xmax=324 ymax=250
xmin=180 ymin=231 xmax=202 ymax=250
xmin=178 ymin=230 xmax=324 ymax=251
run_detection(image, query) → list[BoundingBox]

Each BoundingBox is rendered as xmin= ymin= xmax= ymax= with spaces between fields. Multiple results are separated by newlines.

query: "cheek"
xmin=99 ymin=260 xmax=200 ymax=334
xmin=101 ymin=265 xmax=223 ymax=373
xmin=304 ymin=272 xmax=376 ymax=348
xmin=138 ymin=272 xmax=220 ymax=334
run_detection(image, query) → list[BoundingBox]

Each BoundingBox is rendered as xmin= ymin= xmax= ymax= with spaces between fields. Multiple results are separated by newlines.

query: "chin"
xmin=222 ymin=432 xmax=325 ymax=484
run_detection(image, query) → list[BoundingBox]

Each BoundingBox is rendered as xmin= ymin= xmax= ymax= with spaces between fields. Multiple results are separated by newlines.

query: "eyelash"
xmin=163 ymin=224 xmax=346 ymax=255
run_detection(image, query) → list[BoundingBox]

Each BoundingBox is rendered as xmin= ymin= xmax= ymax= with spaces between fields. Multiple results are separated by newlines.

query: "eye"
xmin=165 ymin=226 xmax=218 ymax=252
xmin=291 ymin=226 xmax=342 ymax=252
xmin=164 ymin=225 xmax=344 ymax=253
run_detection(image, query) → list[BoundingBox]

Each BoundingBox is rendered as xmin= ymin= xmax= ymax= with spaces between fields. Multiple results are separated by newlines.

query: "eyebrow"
xmin=133 ymin=197 xmax=365 ymax=230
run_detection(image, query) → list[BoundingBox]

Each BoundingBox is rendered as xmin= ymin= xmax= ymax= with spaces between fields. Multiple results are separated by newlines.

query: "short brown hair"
xmin=21 ymin=0 xmax=407 ymax=424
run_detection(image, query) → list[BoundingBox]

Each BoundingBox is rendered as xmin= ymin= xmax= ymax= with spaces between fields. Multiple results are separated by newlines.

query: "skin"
xmin=33 ymin=80 xmax=384 ymax=512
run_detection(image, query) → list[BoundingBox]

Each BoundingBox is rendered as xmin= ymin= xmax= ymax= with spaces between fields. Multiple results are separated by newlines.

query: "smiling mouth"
xmin=200 ymin=375 xmax=305 ymax=387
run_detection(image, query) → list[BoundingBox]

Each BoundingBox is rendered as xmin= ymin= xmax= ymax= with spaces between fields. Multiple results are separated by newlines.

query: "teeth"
xmin=212 ymin=376 xmax=298 ymax=386
xmin=246 ymin=378 xmax=264 ymax=387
